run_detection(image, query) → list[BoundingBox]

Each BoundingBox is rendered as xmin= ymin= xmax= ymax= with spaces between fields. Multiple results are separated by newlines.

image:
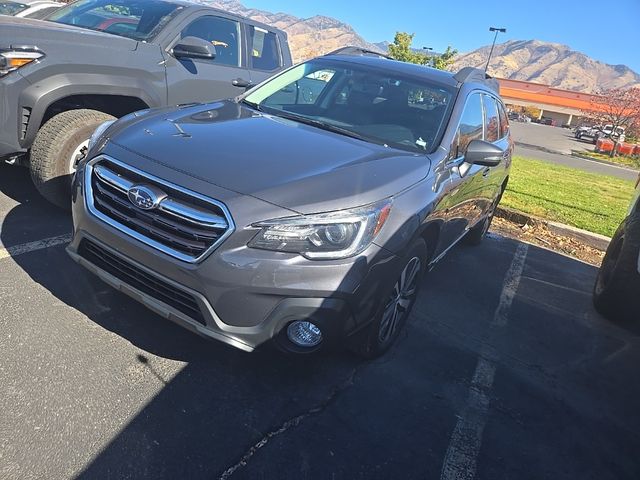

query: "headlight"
xmin=88 ymin=120 xmax=116 ymax=150
xmin=0 ymin=48 xmax=44 ymax=77
xmin=248 ymin=200 xmax=392 ymax=259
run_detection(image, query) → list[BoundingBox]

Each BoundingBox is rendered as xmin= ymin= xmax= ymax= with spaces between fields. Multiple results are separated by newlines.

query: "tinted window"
xmin=181 ymin=16 xmax=240 ymax=67
xmin=453 ymin=93 xmax=484 ymax=158
xmin=497 ymin=101 xmax=509 ymax=138
xmin=47 ymin=0 xmax=182 ymax=41
xmin=246 ymin=59 xmax=454 ymax=153
xmin=0 ymin=1 xmax=27 ymax=15
xmin=104 ymin=20 xmax=138 ymax=35
xmin=483 ymin=95 xmax=500 ymax=143
xmin=250 ymin=26 xmax=280 ymax=71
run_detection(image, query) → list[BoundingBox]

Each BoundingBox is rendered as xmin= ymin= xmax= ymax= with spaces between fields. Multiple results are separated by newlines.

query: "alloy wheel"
xmin=378 ymin=256 xmax=422 ymax=343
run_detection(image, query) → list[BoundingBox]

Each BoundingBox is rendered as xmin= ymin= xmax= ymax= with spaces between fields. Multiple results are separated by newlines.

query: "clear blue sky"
xmin=244 ymin=0 xmax=640 ymax=73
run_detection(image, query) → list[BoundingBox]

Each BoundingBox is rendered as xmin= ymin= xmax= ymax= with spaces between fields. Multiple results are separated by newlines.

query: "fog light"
xmin=287 ymin=321 xmax=323 ymax=347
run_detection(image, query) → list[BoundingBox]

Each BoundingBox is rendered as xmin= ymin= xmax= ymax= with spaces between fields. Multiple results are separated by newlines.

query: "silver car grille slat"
xmin=86 ymin=156 xmax=235 ymax=263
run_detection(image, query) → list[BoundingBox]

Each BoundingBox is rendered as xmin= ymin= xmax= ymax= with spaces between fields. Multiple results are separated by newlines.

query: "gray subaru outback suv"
xmin=67 ymin=49 xmax=512 ymax=357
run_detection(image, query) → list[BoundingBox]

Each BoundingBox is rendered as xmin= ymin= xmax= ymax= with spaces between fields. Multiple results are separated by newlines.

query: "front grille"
xmin=87 ymin=157 xmax=233 ymax=262
xmin=78 ymin=239 xmax=206 ymax=325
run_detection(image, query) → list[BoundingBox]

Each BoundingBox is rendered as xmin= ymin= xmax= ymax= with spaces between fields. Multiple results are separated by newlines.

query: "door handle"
xmin=482 ymin=167 xmax=490 ymax=178
xmin=232 ymin=77 xmax=255 ymax=89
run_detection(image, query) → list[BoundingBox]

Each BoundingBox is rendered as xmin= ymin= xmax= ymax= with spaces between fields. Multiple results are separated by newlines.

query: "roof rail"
xmin=453 ymin=67 xmax=500 ymax=92
xmin=325 ymin=46 xmax=392 ymax=60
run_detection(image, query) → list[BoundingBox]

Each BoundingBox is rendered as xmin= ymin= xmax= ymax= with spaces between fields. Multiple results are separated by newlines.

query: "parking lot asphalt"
xmin=1 ymin=162 xmax=640 ymax=480
xmin=511 ymin=122 xmax=638 ymax=182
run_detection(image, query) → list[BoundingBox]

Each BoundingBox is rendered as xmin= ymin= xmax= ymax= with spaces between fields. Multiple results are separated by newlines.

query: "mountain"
xmin=452 ymin=40 xmax=640 ymax=93
xmin=199 ymin=2 xmax=639 ymax=93
xmin=199 ymin=0 xmax=382 ymax=61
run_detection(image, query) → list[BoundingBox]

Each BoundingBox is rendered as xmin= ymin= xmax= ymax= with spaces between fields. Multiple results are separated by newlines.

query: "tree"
xmin=582 ymin=87 xmax=640 ymax=156
xmin=388 ymin=32 xmax=427 ymax=65
xmin=431 ymin=46 xmax=458 ymax=71
xmin=388 ymin=32 xmax=458 ymax=71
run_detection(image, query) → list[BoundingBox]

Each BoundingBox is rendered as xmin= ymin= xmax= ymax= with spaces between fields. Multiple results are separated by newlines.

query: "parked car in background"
xmin=575 ymin=124 xmax=625 ymax=144
xmin=67 ymin=49 xmax=513 ymax=357
xmin=593 ymin=173 xmax=640 ymax=322
xmin=0 ymin=0 xmax=60 ymax=17
xmin=0 ymin=0 xmax=292 ymax=208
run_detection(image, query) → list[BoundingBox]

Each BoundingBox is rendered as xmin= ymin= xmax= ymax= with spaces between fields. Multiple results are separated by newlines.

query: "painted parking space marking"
xmin=440 ymin=243 xmax=529 ymax=480
xmin=0 ymin=234 xmax=72 ymax=261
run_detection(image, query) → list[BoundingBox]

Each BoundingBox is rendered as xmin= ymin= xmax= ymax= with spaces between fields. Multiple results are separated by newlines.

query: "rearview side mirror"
xmin=172 ymin=36 xmax=216 ymax=60
xmin=464 ymin=139 xmax=504 ymax=167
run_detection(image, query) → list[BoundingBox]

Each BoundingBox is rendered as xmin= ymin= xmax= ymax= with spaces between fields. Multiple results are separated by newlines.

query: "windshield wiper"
xmin=240 ymin=99 xmax=262 ymax=111
xmin=266 ymin=109 xmax=371 ymax=143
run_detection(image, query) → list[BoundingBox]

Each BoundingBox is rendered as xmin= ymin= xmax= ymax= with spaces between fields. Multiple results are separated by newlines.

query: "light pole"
xmin=484 ymin=27 xmax=506 ymax=73
xmin=423 ymin=46 xmax=434 ymax=67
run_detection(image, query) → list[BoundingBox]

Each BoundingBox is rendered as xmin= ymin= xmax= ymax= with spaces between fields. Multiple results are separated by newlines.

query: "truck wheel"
xmin=351 ymin=238 xmax=427 ymax=358
xmin=30 ymin=109 xmax=115 ymax=210
xmin=593 ymin=215 xmax=640 ymax=323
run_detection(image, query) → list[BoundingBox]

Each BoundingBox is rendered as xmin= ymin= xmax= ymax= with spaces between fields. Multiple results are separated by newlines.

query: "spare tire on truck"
xmin=29 ymin=109 xmax=115 ymax=210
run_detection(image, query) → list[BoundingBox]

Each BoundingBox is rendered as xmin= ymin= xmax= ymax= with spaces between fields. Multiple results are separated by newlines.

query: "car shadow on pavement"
xmin=0 ymin=163 xmax=71 ymax=247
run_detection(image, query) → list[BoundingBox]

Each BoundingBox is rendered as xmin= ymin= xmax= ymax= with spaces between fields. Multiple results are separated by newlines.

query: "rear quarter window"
xmin=249 ymin=25 xmax=281 ymax=71
xmin=497 ymin=101 xmax=509 ymax=138
xmin=483 ymin=94 xmax=500 ymax=143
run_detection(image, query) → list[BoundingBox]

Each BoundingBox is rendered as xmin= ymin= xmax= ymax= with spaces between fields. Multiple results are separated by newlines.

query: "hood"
xmin=105 ymin=101 xmax=432 ymax=214
xmin=0 ymin=16 xmax=137 ymax=51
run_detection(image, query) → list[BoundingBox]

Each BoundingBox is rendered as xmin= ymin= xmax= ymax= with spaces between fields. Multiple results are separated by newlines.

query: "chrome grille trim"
xmin=84 ymin=155 xmax=235 ymax=263
xmin=159 ymin=198 xmax=228 ymax=229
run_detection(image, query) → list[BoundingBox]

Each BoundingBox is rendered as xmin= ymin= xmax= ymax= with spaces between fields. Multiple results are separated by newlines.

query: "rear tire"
xmin=351 ymin=238 xmax=428 ymax=358
xmin=30 ymin=109 xmax=115 ymax=210
xmin=593 ymin=215 xmax=640 ymax=322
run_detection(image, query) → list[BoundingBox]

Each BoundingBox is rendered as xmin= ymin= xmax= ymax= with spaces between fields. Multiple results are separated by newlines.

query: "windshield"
xmin=45 ymin=0 xmax=183 ymax=41
xmin=244 ymin=59 xmax=454 ymax=153
xmin=0 ymin=1 xmax=28 ymax=15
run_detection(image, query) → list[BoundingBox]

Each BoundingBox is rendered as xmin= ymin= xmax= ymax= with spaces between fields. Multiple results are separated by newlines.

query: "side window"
xmin=181 ymin=16 xmax=240 ymax=67
xmin=497 ymin=102 xmax=509 ymax=138
xmin=452 ymin=93 xmax=484 ymax=158
xmin=249 ymin=26 xmax=281 ymax=71
xmin=483 ymin=95 xmax=500 ymax=143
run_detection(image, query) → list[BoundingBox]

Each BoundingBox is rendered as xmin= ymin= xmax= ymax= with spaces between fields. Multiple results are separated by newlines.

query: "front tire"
xmin=593 ymin=215 xmax=640 ymax=322
xmin=352 ymin=238 xmax=428 ymax=358
xmin=30 ymin=109 xmax=115 ymax=210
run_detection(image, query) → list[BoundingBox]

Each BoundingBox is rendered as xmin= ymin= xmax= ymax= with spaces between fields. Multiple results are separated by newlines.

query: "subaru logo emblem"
xmin=127 ymin=185 xmax=163 ymax=210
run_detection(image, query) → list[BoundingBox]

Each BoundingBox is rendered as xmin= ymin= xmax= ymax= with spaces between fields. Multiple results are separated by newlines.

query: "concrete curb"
xmin=495 ymin=206 xmax=611 ymax=251
xmin=514 ymin=141 xmax=569 ymax=156
xmin=570 ymin=151 xmax=639 ymax=172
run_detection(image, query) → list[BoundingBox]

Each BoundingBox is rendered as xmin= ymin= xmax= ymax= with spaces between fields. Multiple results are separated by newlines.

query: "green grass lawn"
xmin=501 ymin=156 xmax=637 ymax=237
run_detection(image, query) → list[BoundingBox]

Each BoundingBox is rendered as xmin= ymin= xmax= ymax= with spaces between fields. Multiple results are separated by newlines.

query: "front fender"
xmin=19 ymin=71 xmax=165 ymax=147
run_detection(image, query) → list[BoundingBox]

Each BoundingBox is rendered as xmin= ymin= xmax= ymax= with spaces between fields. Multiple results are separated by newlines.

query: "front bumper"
xmin=68 ymin=163 xmax=400 ymax=352
xmin=67 ymin=236 xmax=354 ymax=351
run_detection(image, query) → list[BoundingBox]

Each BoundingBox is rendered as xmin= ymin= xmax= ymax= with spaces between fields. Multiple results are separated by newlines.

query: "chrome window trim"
xmin=84 ymin=154 xmax=236 ymax=264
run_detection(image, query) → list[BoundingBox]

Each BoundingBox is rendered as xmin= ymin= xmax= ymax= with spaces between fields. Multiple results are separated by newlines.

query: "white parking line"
xmin=0 ymin=234 xmax=72 ymax=261
xmin=440 ymin=243 xmax=529 ymax=480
